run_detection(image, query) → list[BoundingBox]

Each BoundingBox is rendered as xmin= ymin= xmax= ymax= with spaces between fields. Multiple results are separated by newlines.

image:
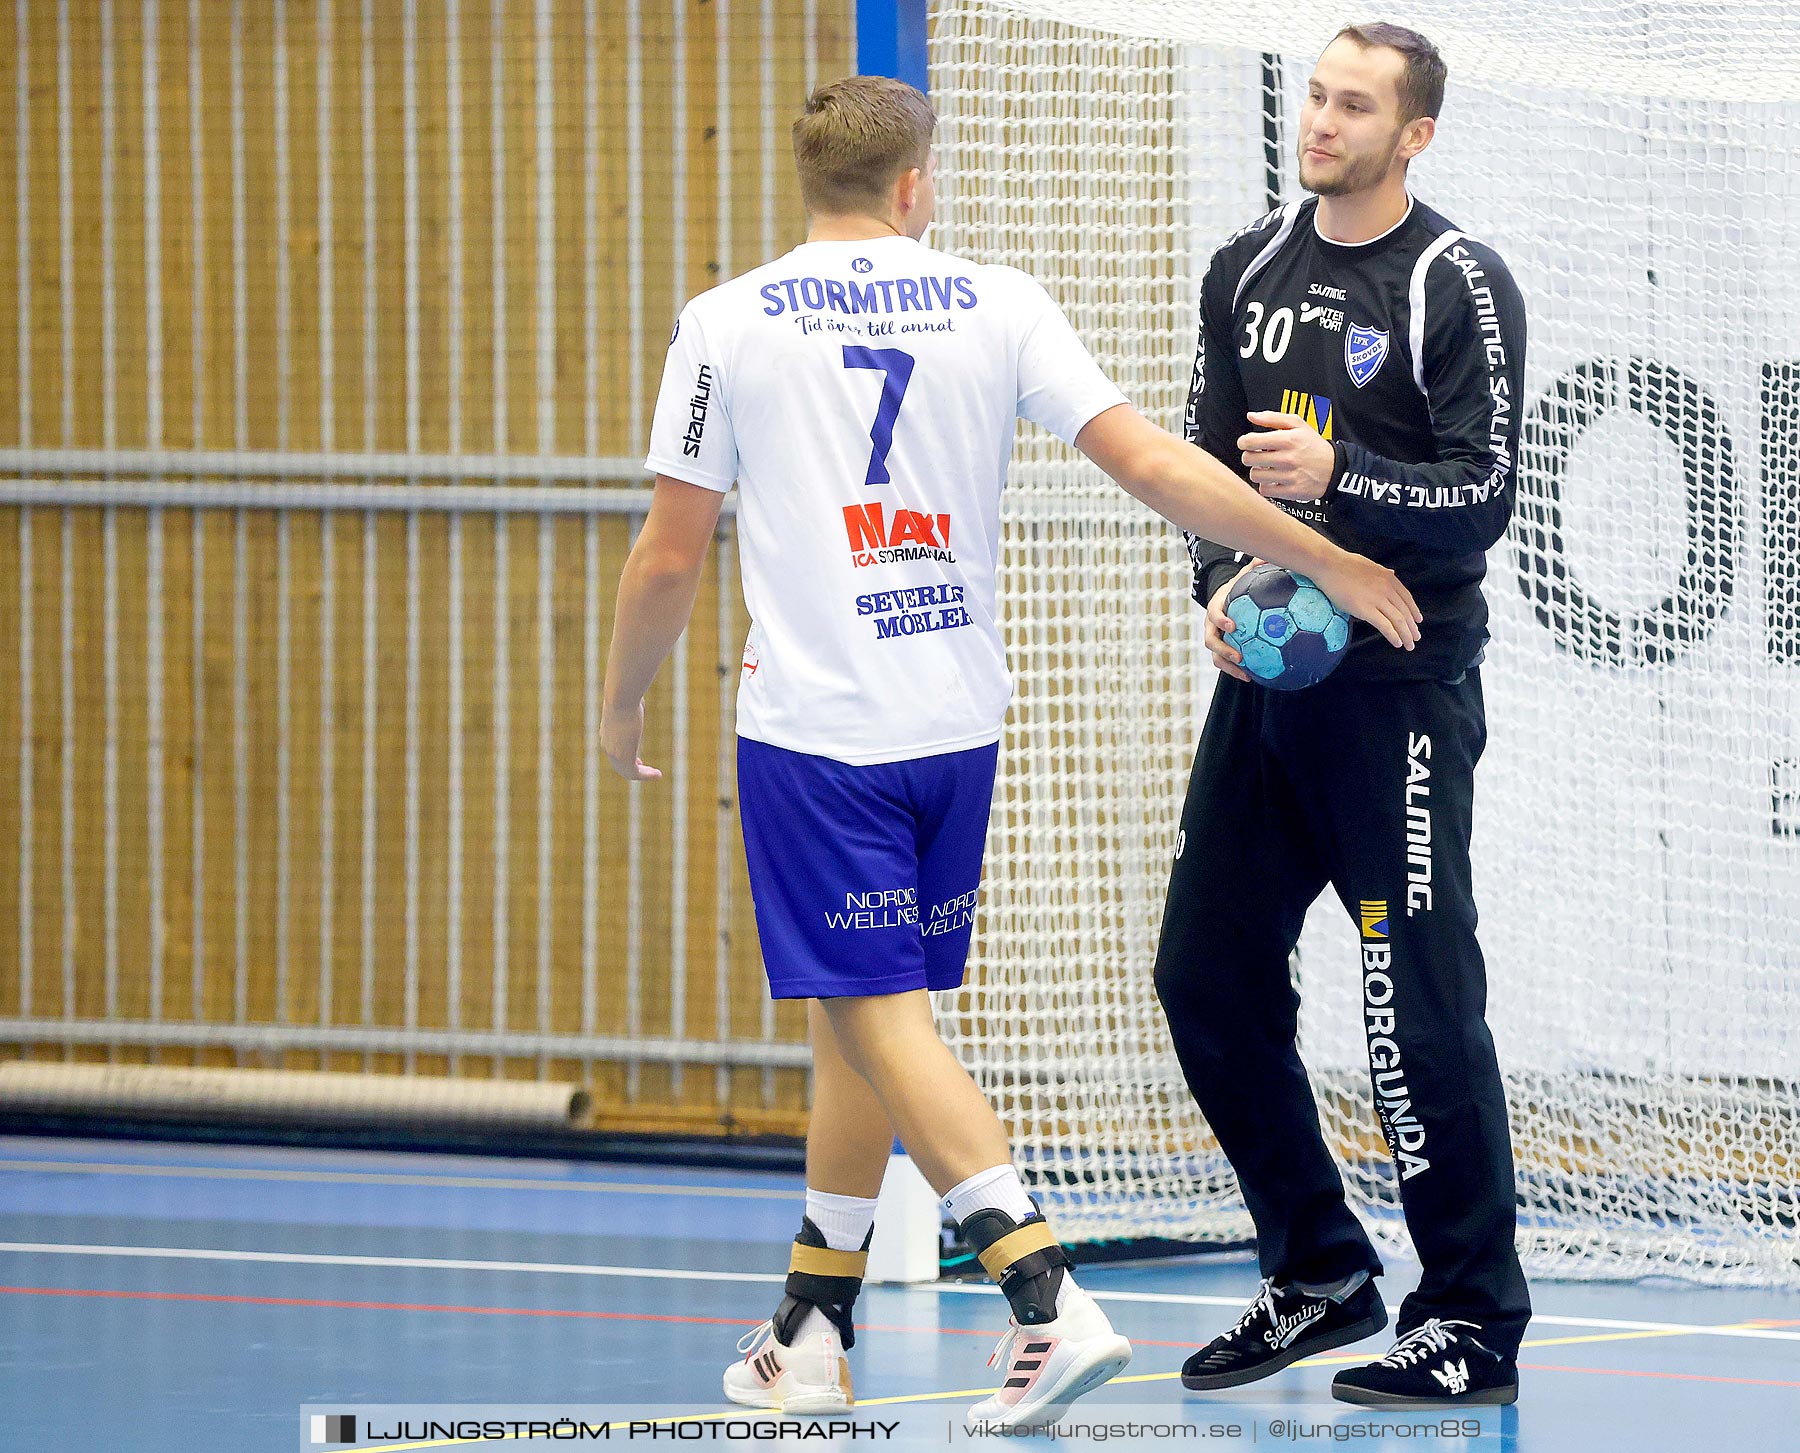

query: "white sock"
xmin=788 ymin=1306 xmax=836 ymax=1344
xmin=942 ymin=1165 xmax=1076 ymax=1315
xmin=940 ymin=1164 xmax=1036 ymax=1226
xmin=804 ymin=1187 xmax=880 ymax=1252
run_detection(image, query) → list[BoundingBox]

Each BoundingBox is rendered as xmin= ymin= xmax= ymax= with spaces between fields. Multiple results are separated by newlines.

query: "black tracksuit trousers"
xmin=1154 ymin=668 xmax=1531 ymax=1358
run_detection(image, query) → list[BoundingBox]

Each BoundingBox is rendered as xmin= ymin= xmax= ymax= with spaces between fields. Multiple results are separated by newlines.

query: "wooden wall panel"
xmin=545 ymin=510 xmax=590 ymax=1090
xmin=67 ymin=6 xmax=104 ymax=453
xmin=283 ymin=510 xmax=326 ymax=1049
xmin=111 ymin=4 xmax=149 ymax=452
xmin=367 ymin=509 xmax=410 ymax=1075
xmin=0 ymin=0 xmax=851 ymax=1136
xmin=594 ymin=7 xmax=631 ymax=461
xmin=68 ymin=508 xmax=106 ymax=1020
xmin=500 ymin=510 xmax=540 ymax=1059
xmin=24 ymin=513 xmax=61 ymax=1020
xmin=21 ymin=7 xmax=60 ymax=449
xmin=0 ymin=5 xmax=18 ymax=452
xmin=113 ymin=512 xmax=152 ymax=1023
xmin=0 ymin=513 xmax=19 ymax=1019
xmin=552 ymin=0 xmax=587 ymax=461
xmin=156 ymin=0 xmax=196 ymax=451
xmin=413 ymin=0 xmax=451 ymax=461
xmin=194 ymin=510 xmax=236 ymax=1051
xmin=590 ymin=512 xmax=632 ymax=1110
xmin=157 ymin=509 xmax=196 ymax=1034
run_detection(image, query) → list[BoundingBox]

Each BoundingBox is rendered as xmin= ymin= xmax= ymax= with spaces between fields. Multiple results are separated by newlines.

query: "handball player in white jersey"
xmin=602 ymin=75 xmax=1420 ymax=1430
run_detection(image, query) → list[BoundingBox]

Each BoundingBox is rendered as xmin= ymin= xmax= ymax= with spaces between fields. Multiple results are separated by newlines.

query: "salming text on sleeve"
xmin=1329 ymin=234 xmax=1526 ymax=557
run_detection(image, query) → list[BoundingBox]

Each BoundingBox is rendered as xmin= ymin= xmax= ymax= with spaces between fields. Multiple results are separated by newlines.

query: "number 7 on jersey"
xmin=843 ymin=346 xmax=916 ymax=486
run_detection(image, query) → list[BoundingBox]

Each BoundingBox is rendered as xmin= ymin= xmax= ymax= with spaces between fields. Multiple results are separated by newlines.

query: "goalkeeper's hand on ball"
xmin=1205 ymin=562 xmax=1262 ymax=683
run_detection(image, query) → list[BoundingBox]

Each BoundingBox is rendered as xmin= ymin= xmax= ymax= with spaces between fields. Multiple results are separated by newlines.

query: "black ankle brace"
xmin=958 ymin=1208 xmax=1069 ymax=1326
xmin=773 ymin=1216 xmax=871 ymax=1349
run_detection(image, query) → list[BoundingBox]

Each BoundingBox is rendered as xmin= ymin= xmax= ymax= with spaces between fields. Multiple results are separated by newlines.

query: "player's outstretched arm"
xmin=601 ymin=475 xmax=727 ymax=780
xmin=1075 ymin=402 xmax=1422 ymax=650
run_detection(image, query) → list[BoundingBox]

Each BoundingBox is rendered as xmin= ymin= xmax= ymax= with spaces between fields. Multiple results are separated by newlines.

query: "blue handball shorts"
xmin=736 ymin=736 xmax=999 ymax=1000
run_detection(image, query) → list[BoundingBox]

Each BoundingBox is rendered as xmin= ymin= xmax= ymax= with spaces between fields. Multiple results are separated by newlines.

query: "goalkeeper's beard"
xmin=1297 ymin=138 xmax=1401 ymax=198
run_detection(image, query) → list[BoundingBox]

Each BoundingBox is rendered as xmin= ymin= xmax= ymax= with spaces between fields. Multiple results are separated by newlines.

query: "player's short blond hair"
xmin=792 ymin=76 xmax=936 ymax=217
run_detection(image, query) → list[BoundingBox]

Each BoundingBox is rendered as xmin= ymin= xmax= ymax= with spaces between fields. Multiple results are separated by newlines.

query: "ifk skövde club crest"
xmin=1345 ymin=322 xmax=1389 ymax=388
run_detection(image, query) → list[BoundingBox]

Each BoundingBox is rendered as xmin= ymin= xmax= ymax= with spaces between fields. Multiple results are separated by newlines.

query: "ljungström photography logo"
xmin=309 ymin=1413 xmax=357 ymax=1445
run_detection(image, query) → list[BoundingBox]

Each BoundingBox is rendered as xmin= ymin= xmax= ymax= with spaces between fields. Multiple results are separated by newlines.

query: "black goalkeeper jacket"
xmin=1182 ymin=194 xmax=1528 ymax=682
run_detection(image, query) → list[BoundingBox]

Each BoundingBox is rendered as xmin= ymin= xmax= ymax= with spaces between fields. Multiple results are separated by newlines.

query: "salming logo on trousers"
xmin=1405 ymin=732 xmax=1434 ymax=916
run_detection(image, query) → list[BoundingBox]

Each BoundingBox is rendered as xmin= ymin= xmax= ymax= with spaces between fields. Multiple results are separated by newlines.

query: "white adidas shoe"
xmin=723 ymin=1316 xmax=853 ymax=1414
xmin=967 ymin=1285 xmax=1132 ymax=1431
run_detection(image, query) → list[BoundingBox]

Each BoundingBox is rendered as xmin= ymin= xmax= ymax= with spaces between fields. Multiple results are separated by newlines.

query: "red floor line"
xmin=1516 ymin=1361 xmax=1800 ymax=1390
xmin=0 ymin=1285 xmax=758 ymax=1327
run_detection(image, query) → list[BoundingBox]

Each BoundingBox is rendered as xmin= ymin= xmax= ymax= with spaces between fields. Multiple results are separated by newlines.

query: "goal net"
xmin=931 ymin=0 xmax=1800 ymax=1285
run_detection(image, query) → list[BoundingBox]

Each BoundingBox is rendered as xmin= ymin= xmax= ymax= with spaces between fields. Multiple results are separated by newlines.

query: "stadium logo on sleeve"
xmin=682 ymin=364 xmax=715 ymax=457
xmin=1345 ymin=322 xmax=1390 ymax=388
xmin=1280 ymin=389 xmax=1335 ymax=441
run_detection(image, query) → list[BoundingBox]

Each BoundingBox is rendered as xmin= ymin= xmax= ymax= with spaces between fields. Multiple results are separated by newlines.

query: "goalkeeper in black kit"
xmin=1157 ymin=23 xmax=1531 ymax=1405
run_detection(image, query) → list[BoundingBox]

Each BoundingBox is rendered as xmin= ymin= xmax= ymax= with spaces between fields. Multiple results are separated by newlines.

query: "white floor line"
xmin=0 ymin=1241 xmax=787 ymax=1285
xmin=1 ymin=1240 xmax=1796 ymax=1342
xmin=0 ymin=1158 xmax=794 ymax=1199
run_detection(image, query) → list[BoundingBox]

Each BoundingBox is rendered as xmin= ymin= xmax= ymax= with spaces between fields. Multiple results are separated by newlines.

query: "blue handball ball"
xmin=1222 ymin=563 xmax=1352 ymax=691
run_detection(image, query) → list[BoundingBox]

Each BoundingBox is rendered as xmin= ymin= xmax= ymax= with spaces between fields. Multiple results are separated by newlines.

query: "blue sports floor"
xmin=0 ymin=1135 xmax=1796 ymax=1450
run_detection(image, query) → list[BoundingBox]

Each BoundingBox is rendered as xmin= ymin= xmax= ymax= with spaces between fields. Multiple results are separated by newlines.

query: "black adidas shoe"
xmin=1181 ymin=1275 xmax=1388 ymax=1390
xmin=1331 ymin=1319 xmax=1518 ymax=1406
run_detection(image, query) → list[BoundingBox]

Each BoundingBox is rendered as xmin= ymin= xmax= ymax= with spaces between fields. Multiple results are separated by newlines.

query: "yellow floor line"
xmin=1516 ymin=1327 xmax=1709 ymax=1351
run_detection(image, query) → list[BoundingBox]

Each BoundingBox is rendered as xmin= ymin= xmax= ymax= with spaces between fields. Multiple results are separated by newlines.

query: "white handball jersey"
xmin=644 ymin=234 xmax=1127 ymax=766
